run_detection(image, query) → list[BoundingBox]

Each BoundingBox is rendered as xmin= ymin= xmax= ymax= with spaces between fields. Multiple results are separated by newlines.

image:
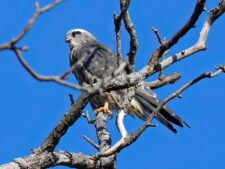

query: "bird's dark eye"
xmin=72 ymin=31 xmax=82 ymax=37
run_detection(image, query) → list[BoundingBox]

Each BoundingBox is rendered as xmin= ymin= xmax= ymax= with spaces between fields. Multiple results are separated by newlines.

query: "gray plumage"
xmin=65 ymin=29 xmax=189 ymax=133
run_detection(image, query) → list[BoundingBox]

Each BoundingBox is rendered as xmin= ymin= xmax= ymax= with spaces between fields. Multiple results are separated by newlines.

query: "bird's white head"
xmin=65 ymin=29 xmax=96 ymax=49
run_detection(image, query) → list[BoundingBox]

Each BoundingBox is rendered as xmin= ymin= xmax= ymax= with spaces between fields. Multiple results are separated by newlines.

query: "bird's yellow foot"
xmin=94 ymin=102 xmax=113 ymax=116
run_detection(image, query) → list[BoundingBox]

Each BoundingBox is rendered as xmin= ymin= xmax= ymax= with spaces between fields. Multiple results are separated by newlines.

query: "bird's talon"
xmin=94 ymin=102 xmax=113 ymax=116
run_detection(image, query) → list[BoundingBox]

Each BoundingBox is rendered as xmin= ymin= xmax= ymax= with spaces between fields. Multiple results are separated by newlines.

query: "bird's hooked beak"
xmin=65 ymin=35 xmax=70 ymax=43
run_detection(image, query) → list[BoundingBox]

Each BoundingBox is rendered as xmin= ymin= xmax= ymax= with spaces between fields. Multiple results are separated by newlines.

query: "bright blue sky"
xmin=0 ymin=0 xmax=225 ymax=169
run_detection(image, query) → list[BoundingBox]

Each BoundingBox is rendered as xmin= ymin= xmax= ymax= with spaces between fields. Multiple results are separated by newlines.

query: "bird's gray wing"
xmin=134 ymin=83 xmax=190 ymax=133
xmin=134 ymin=95 xmax=178 ymax=133
xmin=71 ymin=45 xmax=131 ymax=86
xmin=71 ymin=40 xmax=118 ymax=85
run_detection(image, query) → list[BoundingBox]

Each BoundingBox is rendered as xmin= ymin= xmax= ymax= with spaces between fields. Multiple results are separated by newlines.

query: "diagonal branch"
xmin=152 ymin=27 xmax=163 ymax=44
xmin=122 ymin=1 xmax=138 ymax=73
xmin=158 ymin=0 xmax=225 ymax=72
xmin=147 ymin=0 xmax=206 ymax=74
xmin=114 ymin=0 xmax=138 ymax=73
xmin=162 ymin=64 xmax=225 ymax=103
xmin=37 ymin=92 xmax=92 ymax=153
xmin=83 ymin=135 xmax=100 ymax=150
xmin=0 ymin=0 xmax=65 ymax=51
xmin=164 ymin=0 xmax=206 ymax=49
xmin=13 ymin=48 xmax=91 ymax=91
xmin=144 ymin=72 xmax=181 ymax=89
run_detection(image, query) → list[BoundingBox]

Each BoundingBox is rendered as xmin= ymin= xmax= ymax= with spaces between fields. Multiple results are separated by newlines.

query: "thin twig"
xmin=123 ymin=12 xmax=138 ymax=73
xmin=83 ymin=135 xmax=100 ymax=150
xmin=114 ymin=0 xmax=131 ymax=66
xmin=144 ymin=72 xmax=181 ymax=89
xmin=151 ymin=27 xmax=168 ymax=81
xmin=163 ymin=64 xmax=225 ymax=103
xmin=118 ymin=0 xmax=138 ymax=73
xmin=147 ymin=0 xmax=206 ymax=74
xmin=152 ymin=27 xmax=162 ymax=44
xmin=158 ymin=50 xmax=170 ymax=80
xmin=13 ymin=48 xmax=89 ymax=91
xmin=69 ymin=94 xmax=75 ymax=105
xmin=114 ymin=14 xmax=122 ymax=65
xmin=82 ymin=110 xmax=95 ymax=124
xmin=37 ymin=92 xmax=92 ymax=153
xmin=0 ymin=0 xmax=65 ymax=51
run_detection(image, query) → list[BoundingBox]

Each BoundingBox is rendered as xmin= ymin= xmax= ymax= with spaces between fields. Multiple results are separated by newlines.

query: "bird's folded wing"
xmin=135 ymin=84 xmax=190 ymax=128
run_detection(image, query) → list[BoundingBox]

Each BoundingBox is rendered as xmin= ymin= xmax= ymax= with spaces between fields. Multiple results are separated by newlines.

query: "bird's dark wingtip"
xmin=173 ymin=130 xmax=178 ymax=134
xmin=171 ymin=127 xmax=178 ymax=134
xmin=184 ymin=121 xmax=191 ymax=128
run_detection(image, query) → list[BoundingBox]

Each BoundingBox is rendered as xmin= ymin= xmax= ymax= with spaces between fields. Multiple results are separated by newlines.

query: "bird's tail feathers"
xmin=130 ymin=84 xmax=190 ymax=133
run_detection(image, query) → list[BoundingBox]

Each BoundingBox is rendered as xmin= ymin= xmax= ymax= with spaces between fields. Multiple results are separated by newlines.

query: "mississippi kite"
xmin=65 ymin=29 xmax=189 ymax=134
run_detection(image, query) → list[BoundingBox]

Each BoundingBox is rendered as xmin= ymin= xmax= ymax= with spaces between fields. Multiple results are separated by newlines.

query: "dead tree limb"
xmin=115 ymin=0 xmax=138 ymax=73
xmin=0 ymin=150 xmax=96 ymax=169
xmin=13 ymin=48 xmax=90 ymax=91
xmin=94 ymin=112 xmax=115 ymax=168
xmin=37 ymin=92 xmax=92 ymax=153
xmin=147 ymin=0 xmax=206 ymax=76
xmin=158 ymin=0 xmax=225 ymax=71
xmin=0 ymin=0 xmax=65 ymax=51
xmin=145 ymin=73 xmax=181 ymax=89
xmin=83 ymin=135 xmax=100 ymax=150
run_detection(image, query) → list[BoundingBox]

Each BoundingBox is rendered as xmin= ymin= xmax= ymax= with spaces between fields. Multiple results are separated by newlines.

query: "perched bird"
xmin=65 ymin=28 xmax=189 ymax=134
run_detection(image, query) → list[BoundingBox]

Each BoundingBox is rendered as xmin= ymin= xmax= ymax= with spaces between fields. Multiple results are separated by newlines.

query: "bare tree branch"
xmin=145 ymin=72 xmax=181 ymax=89
xmin=82 ymin=110 xmax=96 ymax=124
xmin=83 ymin=135 xmax=100 ymax=150
xmin=116 ymin=109 xmax=128 ymax=138
xmin=158 ymin=0 xmax=225 ymax=72
xmin=69 ymin=94 xmax=75 ymax=105
xmin=164 ymin=0 xmax=206 ymax=49
xmin=147 ymin=0 xmax=206 ymax=75
xmin=116 ymin=0 xmax=138 ymax=73
xmin=162 ymin=64 xmax=225 ymax=103
xmin=0 ymin=0 xmax=96 ymax=93
xmin=0 ymin=0 xmax=65 ymax=51
xmin=94 ymin=112 xmax=115 ymax=168
xmin=114 ymin=14 xmax=122 ymax=66
xmin=37 ymin=92 xmax=92 ymax=153
xmin=13 ymin=48 xmax=91 ymax=91
xmin=0 ymin=150 xmax=96 ymax=169
xmin=158 ymin=50 xmax=170 ymax=80
xmin=152 ymin=27 xmax=163 ymax=44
